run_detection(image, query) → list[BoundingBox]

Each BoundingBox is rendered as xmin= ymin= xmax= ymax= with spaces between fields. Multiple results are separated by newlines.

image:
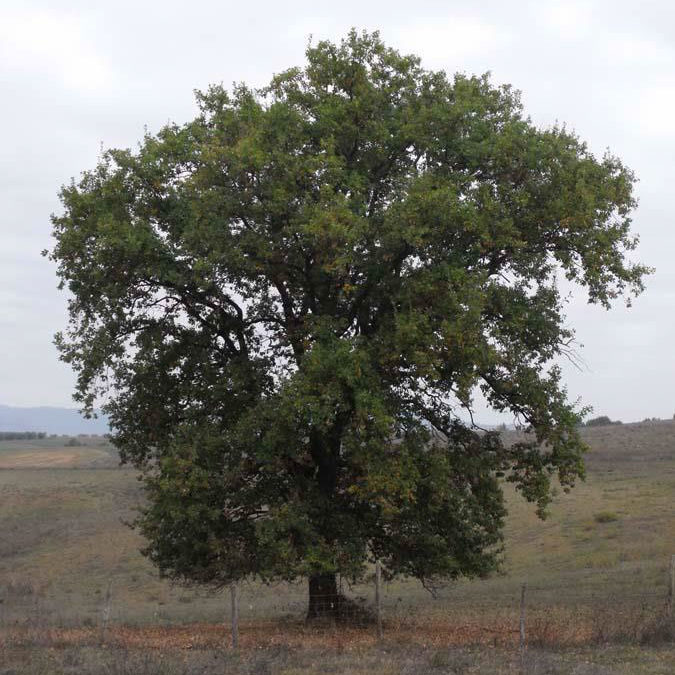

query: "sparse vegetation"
xmin=583 ymin=415 xmax=623 ymax=427
xmin=0 ymin=431 xmax=46 ymax=440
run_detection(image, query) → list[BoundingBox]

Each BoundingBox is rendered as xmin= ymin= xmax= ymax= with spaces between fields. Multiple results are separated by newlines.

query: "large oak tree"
xmin=48 ymin=31 xmax=648 ymax=618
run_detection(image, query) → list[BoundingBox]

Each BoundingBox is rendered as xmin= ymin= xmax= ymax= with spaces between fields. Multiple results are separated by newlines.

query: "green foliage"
xmin=46 ymin=31 xmax=648 ymax=592
xmin=594 ymin=511 xmax=619 ymax=523
xmin=0 ymin=432 xmax=46 ymax=440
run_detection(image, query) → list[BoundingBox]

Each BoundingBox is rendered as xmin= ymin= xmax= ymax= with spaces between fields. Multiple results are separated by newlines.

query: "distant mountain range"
xmin=0 ymin=403 xmax=515 ymax=437
xmin=0 ymin=405 xmax=110 ymax=435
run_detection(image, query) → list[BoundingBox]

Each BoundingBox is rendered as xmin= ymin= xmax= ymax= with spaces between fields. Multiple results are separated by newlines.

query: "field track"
xmin=0 ymin=446 xmax=107 ymax=468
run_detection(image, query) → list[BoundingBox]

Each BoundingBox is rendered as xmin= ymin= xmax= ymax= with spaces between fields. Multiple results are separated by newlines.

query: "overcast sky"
xmin=1 ymin=0 xmax=673 ymax=423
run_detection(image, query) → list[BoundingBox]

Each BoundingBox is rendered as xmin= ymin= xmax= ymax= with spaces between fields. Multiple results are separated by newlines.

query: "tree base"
xmin=305 ymin=591 xmax=375 ymax=625
xmin=306 ymin=575 xmax=375 ymax=624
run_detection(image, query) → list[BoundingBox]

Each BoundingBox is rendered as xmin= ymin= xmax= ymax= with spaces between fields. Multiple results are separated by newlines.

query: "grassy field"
xmin=0 ymin=422 xmax=673 ymax=673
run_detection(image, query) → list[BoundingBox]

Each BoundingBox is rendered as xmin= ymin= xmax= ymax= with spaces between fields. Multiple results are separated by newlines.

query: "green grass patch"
xmin=594 ymin=510 xmax=620 ymax=523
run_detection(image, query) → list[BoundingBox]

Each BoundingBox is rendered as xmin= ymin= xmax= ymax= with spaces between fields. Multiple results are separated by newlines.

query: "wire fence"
xmin=216 ymin=556 xmax=675 ymax=651
xmin=1 ymin=556 xmax=673 ymax=652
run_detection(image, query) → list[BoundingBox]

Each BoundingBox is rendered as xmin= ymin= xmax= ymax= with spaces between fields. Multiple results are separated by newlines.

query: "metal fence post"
xmin=667 ymin=555 xmax=675 ymax=618
xmin=375 ymin=560 xmax=383 ymax=640
xmin=99 ymin=579 xmax=113 ymax=645
xmin=230 ymin=584 xmax=239 ymax=649
xmin=519 ymin=583 xmax=526 ymax=658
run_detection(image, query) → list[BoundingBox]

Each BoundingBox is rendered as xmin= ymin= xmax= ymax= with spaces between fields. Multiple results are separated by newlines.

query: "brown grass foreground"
xmin=2 ymin=619 xmax=674 ymax=675
xmin=2 ymin=604 xmax=672 ymax=652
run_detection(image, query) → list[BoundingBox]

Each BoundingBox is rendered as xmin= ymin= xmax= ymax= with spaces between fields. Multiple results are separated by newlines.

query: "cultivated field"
xmin=0 ymin=422 xmax=673 ymax=673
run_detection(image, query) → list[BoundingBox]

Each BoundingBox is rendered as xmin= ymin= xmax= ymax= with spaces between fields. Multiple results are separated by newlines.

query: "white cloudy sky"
xmin=1 ymin=0 xmax=673 ymax=422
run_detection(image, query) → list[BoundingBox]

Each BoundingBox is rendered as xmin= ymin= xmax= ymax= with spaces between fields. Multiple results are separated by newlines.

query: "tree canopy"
xmin=48 ymin=30 xmax=648 ymax=616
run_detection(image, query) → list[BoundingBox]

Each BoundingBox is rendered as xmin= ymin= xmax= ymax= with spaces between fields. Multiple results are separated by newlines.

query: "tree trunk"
xmin=307 ymin=573 xmax=340 ymax=620
xmin=305 ymin=426 xmax=343 ymax=621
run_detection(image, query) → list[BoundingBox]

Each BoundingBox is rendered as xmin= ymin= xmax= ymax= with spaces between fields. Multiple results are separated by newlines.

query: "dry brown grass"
xmin=2 ymin=603 xmax=671 ymax=653
xmin=4 ymin=639 xmax=674 ymax=675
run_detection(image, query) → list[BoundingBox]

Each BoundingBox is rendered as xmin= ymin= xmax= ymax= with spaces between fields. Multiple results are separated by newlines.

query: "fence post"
xmin=375 ymin=560 xmax=383 ymax=640
xmin=230 ymin=584 xmax=239 ymax=650
xmin=519 ymin=583 xmax=526 ymax=657
xmin=667 ymin=555 xmax=675 ymax=619
xmin=99 ymin=579 xmax=113 ymax=645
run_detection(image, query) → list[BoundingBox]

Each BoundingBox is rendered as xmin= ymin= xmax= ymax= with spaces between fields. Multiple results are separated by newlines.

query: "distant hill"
xmin=0 ymin=405 xmax=110 ymax=435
